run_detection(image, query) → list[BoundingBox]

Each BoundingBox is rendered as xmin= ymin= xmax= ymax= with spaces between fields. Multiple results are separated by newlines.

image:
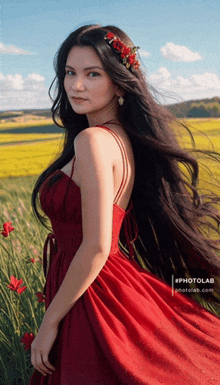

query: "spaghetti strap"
xmin=96 ymin=125 xmax=129 ymax=205
xmin=70 ymin=155 xmax=76 ymax=180
xmin=96 ymin=125 xmax=138 ymax=259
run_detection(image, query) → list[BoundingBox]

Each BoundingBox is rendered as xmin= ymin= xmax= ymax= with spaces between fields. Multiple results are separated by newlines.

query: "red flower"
xmin=36 ymin=292 xmax=45 ymax=303
xmin=7 ymin=275 xmax=27 ymax=294
xmin=128 ymin=54 xmax=136 ymax=65
xmin=112 ymin=39 xmax=125 ymax=52
xmin=121 ymin=46 xmax=131 ymax=58
xmin=133 ymin=61 xmax=140 ymax=69
xmin=1 ymin=222 xmax=14 ymax=237
xmin=30 ymin=258 xmax=43 ymax=264
xmin=20 ymin=332 xmax=35 ymax=351
xmin=104 ymin=32 xmax=140 ymax=70
xmin=106 ymin=32 xmax=114 ymax=40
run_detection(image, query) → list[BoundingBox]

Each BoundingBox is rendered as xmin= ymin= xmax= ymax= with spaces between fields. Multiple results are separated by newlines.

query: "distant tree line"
xmin=167 ymin=96 xmax=220 ymax=118
xmin=1 ymin=98 xmax=220 ymax=120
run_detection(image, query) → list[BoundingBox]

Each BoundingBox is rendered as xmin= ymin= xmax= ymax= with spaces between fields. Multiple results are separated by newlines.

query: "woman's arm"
xmin=43 ymin=126 xmax=115 ymax=325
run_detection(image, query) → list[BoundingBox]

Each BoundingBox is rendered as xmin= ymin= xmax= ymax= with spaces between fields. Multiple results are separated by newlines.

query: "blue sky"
xmin=1 ymin=0 xmax=220 ymax=110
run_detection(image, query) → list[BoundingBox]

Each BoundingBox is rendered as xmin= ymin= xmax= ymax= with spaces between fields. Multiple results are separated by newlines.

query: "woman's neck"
xmin=86 ymin=99 xmax=120 ymax=127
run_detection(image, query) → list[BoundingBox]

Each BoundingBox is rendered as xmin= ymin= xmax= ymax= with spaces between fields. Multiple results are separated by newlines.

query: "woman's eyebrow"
xmin=65 ymin=65 xmax=104 ymax=71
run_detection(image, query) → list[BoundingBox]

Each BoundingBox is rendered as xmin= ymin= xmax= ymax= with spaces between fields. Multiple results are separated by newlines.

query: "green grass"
xmin=0 ymin=175 xmax=49 ymax=383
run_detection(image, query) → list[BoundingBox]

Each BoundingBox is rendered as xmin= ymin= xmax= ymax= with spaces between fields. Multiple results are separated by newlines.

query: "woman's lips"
xmin=71 ymin=97 xmax=87 ymax=104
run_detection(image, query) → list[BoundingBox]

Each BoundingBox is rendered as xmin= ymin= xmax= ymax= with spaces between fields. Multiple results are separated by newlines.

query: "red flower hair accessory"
xmin=104 ymin=32 xmax=140 ymax=70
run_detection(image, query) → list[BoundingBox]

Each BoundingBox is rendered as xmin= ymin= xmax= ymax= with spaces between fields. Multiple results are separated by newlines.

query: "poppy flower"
xmin=7 ymin=275 xmax=27 ymax=294
xmin=20 ymin=332 xmax=35 ymax=351
xmin=30 ymin=258 xmax=43 ymax=264
xmin=1 ymin=222 xmax=14 ymax=237
xmin=36 ymin=292 xmax=45 ymax=303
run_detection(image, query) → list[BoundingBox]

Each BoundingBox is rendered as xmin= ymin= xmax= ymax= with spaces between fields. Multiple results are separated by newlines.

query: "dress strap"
xmin=96 ymin=125 xmax=139 ymax=259
xmin=96 ymin=125 xmax=128 ymax=205
xmin=70 ymin=156 xmax=76 ymax=180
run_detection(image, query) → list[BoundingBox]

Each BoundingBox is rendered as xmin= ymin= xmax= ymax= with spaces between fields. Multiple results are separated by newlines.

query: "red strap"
xmin=96 ymin=125 xmax=128 ymax=205
xmin=96 ymin=125 xmax=139 ymax=258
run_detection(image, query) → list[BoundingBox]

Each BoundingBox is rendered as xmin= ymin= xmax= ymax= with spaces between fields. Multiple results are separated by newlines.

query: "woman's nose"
xmin=71 ymin=77 xmax=85 ymax=91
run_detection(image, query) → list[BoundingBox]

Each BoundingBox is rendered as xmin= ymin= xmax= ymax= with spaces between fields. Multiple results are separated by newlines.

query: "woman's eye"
xmin=66 ymin=70 xmax=75 ymax=76
xmin=88 ymin=72 xmax=100 ymax=77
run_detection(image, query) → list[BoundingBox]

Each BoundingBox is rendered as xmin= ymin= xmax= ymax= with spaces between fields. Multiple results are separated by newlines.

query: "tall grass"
xmin=0 ymin=176 xmax=49 ymax=383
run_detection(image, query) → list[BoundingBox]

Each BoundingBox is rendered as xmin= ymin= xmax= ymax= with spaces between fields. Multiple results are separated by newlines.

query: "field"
xmin=0 ymin=117 xmax=220 ymax=383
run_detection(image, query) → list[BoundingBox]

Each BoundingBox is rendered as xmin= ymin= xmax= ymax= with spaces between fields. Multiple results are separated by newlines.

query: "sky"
xmin=0 ymin=0 xmax=220 ymax=110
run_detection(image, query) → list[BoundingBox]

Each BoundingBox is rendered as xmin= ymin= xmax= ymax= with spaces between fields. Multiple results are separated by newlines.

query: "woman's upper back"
xmin=61 ymin=124 xmax=135 ymax=212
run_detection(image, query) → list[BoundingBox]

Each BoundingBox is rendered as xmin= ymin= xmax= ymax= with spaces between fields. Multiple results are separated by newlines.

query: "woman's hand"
xmin=31 ymin=319 xmax=57 ymax=376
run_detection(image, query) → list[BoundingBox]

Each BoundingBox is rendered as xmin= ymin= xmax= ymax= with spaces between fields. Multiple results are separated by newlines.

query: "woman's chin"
xmin=70 ymin=105 xmax=89 ymax=115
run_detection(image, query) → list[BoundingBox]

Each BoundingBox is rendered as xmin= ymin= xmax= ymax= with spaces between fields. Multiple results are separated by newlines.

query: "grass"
xmin=0 ymin=175 xmax=49 ymax=383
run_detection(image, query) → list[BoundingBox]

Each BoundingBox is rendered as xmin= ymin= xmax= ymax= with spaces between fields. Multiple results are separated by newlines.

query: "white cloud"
xmin=6 ymin=74 xmax=24 ymax=90
xmin=0 ymin=73 xmax=52 ymax=110
xmin=0 ymin=43 xmax=32 ymax=55
xmin=139 ymin=49 xmax=151 ymax=59
xmin=27 ymin=74 xmax=45 ymax=82
xmin=190 ymin=72 xmax=220 ymax=88
xmin=160 ymin=42 xmax=202 ymax=62
xmin=149 ymin=67 xmax=172 ymax=82
xmin=1 ymin=69 xmax=220 ymax=110
xmin=148 ymin=68 xmax=220 ymax=104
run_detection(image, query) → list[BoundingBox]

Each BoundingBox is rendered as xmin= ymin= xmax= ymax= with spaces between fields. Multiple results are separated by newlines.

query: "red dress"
xmin=29 ymin=125 xmax=220 ymax=385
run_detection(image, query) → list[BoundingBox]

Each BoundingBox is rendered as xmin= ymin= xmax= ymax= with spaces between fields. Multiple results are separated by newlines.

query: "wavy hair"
xmin=31 ymin=24 xmax=220 ymax=315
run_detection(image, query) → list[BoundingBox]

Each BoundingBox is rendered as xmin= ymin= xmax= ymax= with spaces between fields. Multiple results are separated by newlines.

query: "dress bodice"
xmin=39 ymin=126 xmax=139 ymax=284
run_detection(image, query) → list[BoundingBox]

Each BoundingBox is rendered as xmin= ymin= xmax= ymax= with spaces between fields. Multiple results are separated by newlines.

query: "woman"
xmin=30 ymin=24 xmax=220 ymax=384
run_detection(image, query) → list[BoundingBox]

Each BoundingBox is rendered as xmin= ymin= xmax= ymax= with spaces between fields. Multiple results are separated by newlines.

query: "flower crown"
xmin=104 ymin=32 xmax=140 ymax=70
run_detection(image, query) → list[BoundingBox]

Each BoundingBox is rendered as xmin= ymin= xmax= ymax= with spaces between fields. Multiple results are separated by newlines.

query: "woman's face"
xmin=64 ymin=45 xmax=121 ymax=122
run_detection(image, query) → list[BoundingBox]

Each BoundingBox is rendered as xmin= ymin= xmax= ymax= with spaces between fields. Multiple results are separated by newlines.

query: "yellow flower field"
xmin=1 ymin=118 xmax=220 ymax=192
xmin=0 ymin=134 xmax=64 ymax=178
xmin=0 ymin=118 xmax=54 ymax=131
xmin=0 ymin=133 xmax=61 ymax=144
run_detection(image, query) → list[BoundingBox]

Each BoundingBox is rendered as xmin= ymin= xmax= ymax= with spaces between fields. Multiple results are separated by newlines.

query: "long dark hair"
xmin=31 ymin=24 xmax=220 ymax=315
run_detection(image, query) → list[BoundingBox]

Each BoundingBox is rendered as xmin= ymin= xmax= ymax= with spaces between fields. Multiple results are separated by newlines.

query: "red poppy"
xmin=7 ymin=275 xmax=27 ymax=294
xmin=20 ymin=332 xmax=35 ymax=351
xmin=30 ymin=258 xmax=43 ymax=264
xmin=36 ymin=292 xmax=45 ymax=303
xmin=1 ymin=222 xmax=14 ymax=237
xmin=106 ymin=32 xmax=114 ymax=40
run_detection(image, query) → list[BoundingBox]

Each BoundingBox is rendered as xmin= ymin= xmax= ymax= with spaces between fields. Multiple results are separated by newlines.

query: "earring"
xmin=118 ymin=96 xmax=124 ymax=106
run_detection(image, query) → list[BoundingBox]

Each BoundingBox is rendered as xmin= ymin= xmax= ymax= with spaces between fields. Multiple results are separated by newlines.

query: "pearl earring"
xmin=118 ymin=96 xmax=124 ymax=106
